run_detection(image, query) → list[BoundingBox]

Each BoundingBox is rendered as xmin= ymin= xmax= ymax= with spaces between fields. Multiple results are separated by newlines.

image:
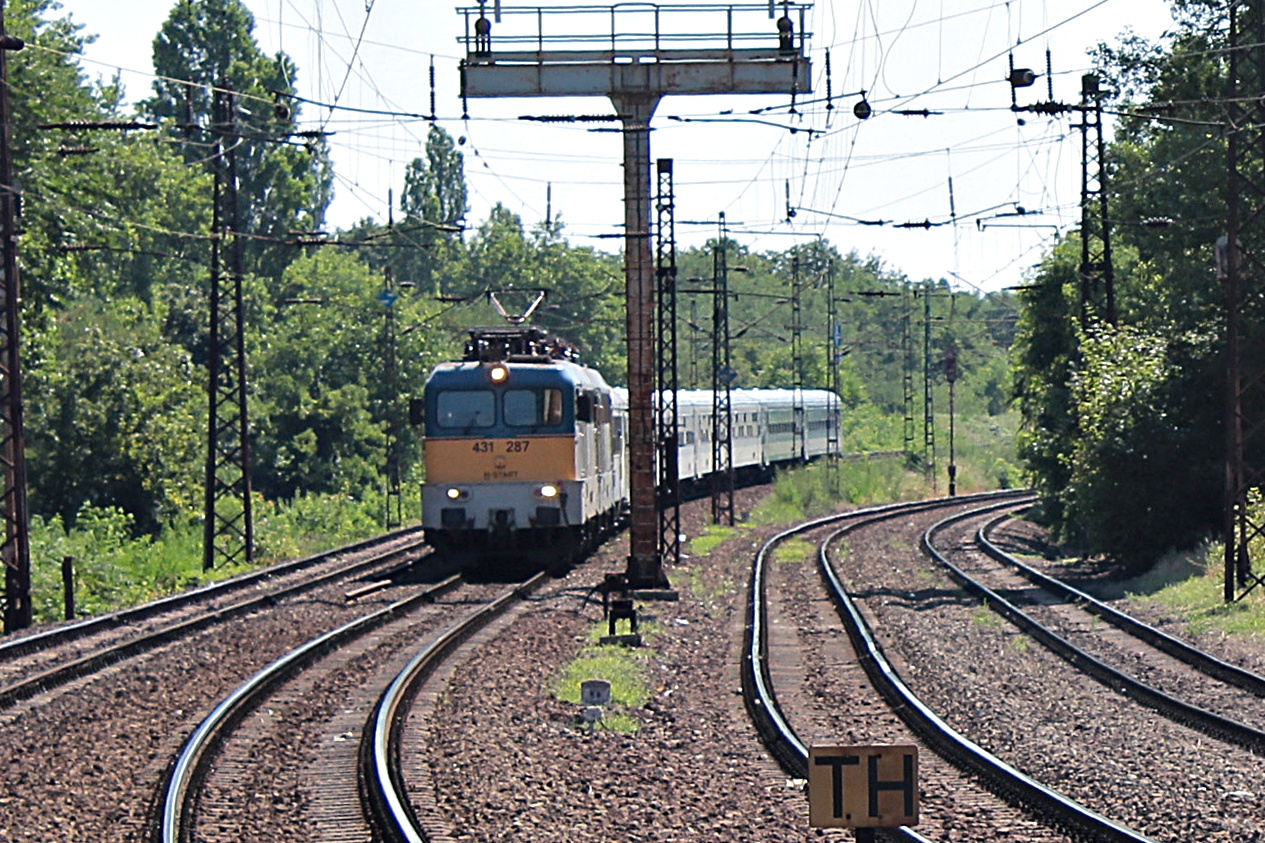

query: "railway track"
xmin=14 ymin=489 xmax=1265 ymax=841
xmin=927 ymin=508 xmax=1265 ymax=752
xmin=813 ymin=500 xmax=1265 ymax=841
xmin=362 ymin=572 xmax=551 ymax=842
xmin=975 ymin=510 xmax=1265 ymax=698
xmin=0 ymin=529 xmax=428 ymax=714
xmin=0 ymin=530 xmax=463 ymax=842
xmin=155 ymin=570 xmax=550 ymax=842
xmin=741 ymin=492 xmax=1154 ymax=841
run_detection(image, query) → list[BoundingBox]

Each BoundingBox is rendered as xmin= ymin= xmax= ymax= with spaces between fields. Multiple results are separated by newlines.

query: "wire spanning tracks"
xmin=742 ymin=492 xmax=1156 ymax=842
xmin=0 ymin=529 xmax=426 ymax=713
xmin=157 ymin=571 xmax=548 ymax=843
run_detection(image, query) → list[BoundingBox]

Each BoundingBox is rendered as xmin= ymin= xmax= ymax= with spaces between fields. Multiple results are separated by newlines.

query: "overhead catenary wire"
xmin=47 ymin=0 xmax=1196 ymax=294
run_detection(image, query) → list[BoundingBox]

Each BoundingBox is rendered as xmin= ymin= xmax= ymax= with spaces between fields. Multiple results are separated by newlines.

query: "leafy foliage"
xmin=5 ymin=0 xmax=1020 ymax=623
xmin=1066 ymin=326 xmax=1222 ymax=570
xmin=1013 ymin=2 xmax=1245 ymax=567
xmin=142 ymin=0 xmax=332 ymax=283
xmin=25 ymin=299 xmax=204 ymax=534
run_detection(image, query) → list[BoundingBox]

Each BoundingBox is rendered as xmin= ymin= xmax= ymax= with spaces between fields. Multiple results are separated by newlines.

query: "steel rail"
xmin=924 ymin=506 xmax=1265 ymax=755
xmin=742 ymin=490 xmax=1029 ymax=843
xmin=819 ymin=500 xmax=1154 ymax=842
xmin=0 ymin=526 xmax=421 ymax=660
xmin=1 ymin=535 xmax=428 ymax=710
xmin=362 ymin=571 xmax=551 ymax=842
xmin=977 ymin=511 xmax=1265 ymax=697
xmin=157 ymin=573 xmax=465 ymax=843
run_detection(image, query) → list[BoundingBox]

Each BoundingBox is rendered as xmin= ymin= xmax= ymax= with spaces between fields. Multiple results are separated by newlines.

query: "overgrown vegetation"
xmin=1140 ymin=564 xmax=1265 ymax=639
xmin=1013 ymin=1 xmax=1257 ymax=571
xmin=30 ymin=492 xmax=391 ymax=622
xmin=10 ymin=0 xmax=1021 ymax=625
xmin=550 ymin=626 xmax=656 ymax=733
xmin=750 ymin=415 xmax=1019 ymax=527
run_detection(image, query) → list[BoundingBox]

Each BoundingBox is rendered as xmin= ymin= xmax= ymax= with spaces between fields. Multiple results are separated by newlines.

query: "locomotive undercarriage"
xmin=426 ymin=506 xmax=621 ymax=578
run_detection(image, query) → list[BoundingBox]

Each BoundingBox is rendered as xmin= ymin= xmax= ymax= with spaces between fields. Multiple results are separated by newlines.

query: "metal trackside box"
xmin=808 ymin=744 xmax=919 ymax=828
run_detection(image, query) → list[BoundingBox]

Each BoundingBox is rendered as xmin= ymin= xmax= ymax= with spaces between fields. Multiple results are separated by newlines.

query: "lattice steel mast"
xmin=655 ymin=159 xmax=680 ymax=567
xmin=711 ymin=217 xmax=735 ymax=527
xmin=902 ymin=282 xmax=916 ymax=462
xmin=1078 ymin=74 xmax=1116 ymax=327
xmin=791 ymin=256 xmax=805 ymax=460
xmin=826 ymin=261 xmax=841 ymax=498
xmin=0 ymin=21 xmax=28 ymax=632
xmin=203 ymin=85 xmax=254 ymax=571
xmin=381 ymin=269 xmax=403 ymax=529
xmin=923 ymin=282 xmax=936 ymax=490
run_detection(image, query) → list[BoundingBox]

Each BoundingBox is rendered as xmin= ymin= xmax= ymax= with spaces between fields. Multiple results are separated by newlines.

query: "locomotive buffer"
xmin=459 ymin=2 xmax=812 ymax=590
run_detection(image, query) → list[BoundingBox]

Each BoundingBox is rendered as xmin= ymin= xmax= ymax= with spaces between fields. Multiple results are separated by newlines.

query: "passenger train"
xmin=417 ymin=326 xmax=841 ymax=572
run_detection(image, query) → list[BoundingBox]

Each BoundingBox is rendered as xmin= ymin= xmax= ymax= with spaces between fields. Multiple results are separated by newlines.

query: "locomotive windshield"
xmin=434 ymin=387 xmax=566 ymax=430
xmin=504 ymin=388 xmax=565 ymax=428
xmin=435 ymin=390 xmax=495 ymax=429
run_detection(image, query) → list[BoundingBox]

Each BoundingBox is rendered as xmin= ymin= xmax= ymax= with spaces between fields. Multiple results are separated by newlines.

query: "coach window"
xmin=436 ymin=390 xmax=495 ymax=429
xmin=504 ymin=388 xmax=565 ymax=427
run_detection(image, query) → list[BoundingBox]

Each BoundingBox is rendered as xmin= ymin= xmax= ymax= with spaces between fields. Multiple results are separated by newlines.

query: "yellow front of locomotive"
xmin=420 ymin=356 xmax=593 ymax=568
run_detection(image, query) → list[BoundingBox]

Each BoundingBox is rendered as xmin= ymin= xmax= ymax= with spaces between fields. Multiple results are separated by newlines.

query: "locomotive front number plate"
xmin=425 ymin=435 xmax=576 ymax=483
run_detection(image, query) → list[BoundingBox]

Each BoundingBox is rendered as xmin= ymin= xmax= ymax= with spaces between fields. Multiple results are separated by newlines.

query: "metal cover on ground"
xmin=808 ymin=744 xmax=919 ymax=828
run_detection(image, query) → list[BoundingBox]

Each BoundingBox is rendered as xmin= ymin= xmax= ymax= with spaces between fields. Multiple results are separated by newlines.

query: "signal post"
xmin=459 ymin=2 xmax=812 ymax=588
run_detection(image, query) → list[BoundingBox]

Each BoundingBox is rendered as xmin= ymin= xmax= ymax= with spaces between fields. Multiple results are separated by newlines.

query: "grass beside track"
xmin=1124 ymin=546 xmax=1265 ymax=640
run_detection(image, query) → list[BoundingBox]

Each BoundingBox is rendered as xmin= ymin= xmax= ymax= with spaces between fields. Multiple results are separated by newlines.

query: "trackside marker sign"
xmin=808 ymin=744 xmax=919 ymax=828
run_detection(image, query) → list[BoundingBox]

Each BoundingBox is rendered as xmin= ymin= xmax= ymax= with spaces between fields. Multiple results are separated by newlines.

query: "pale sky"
xmin=51 ymin=0 xmax=1176 ymax=292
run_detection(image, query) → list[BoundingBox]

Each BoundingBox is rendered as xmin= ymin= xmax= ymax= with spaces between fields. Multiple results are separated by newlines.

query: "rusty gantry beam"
xmin=459 ymin=3 xmax=811 ymax=589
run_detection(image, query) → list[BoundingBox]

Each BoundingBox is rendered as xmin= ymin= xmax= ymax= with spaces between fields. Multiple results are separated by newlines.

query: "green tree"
xmin=402 ymin=126 xmax=469 ymax=230
xmin=522 ymin=220 xmax=625 ymax=378
xmin=143 ymin=0 xmax=332 ymax=283
xmin=1066 ymin=325 xmax=1222 ymax=569
xmin=251 ymin=250 xmax=447 ymax=500
xmin=25 ymin=300 xmax=204 ymax=534
xmin=465 ymin=203 xmax=533 ymax=294
xmin=1012 ymin=1 xmax=1240 ymax=561
xmin=1 ymin=0 xmax=208 ymax=316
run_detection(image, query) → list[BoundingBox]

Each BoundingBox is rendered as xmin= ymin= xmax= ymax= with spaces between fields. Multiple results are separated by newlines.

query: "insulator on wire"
xmin=429 ymin=56 xmax=437 ymax=121
xmin=825 ymin=49 xmax=833 ymax=111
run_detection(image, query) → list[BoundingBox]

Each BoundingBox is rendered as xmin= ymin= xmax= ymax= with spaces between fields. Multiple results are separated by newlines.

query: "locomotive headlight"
xmin=488 ymin=363 xmax=509 ymax=384
xmin=535 ymin=483 xmax=560 ymax=500
xmin=445 ymin=487 xmax=469 ymax=501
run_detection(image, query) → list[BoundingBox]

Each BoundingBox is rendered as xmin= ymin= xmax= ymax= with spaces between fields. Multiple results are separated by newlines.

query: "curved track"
xmin=908 ymin=506 xmax=1265 ymax=840
xmin=742 ymin=493 xmax=1170 ymax=842
xmin=155 ymin=569 xmax=549 ymax=843
xmin=362 ymin=572 xmax=550 ymax=842
xmin=0 ymin=529 xmax=427 ymax=712
xmin=926 ymin=507 xmax=1265 ymax=752
xmin=733 ymin=493 xmax=1265 ymax=840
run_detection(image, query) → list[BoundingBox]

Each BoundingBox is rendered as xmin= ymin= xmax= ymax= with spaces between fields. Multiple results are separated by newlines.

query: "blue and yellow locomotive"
xmin=419 ymin=325 xmax=845 ymax=574
xmin=419 ymin=327 xmax=626 ymax=572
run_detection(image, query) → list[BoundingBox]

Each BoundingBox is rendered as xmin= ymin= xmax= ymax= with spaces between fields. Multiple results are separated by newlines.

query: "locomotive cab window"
xmin=435 ymin=390 xmax=495 ymax=429
xmin=504 ymin=388 xmax=564 ymax=427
